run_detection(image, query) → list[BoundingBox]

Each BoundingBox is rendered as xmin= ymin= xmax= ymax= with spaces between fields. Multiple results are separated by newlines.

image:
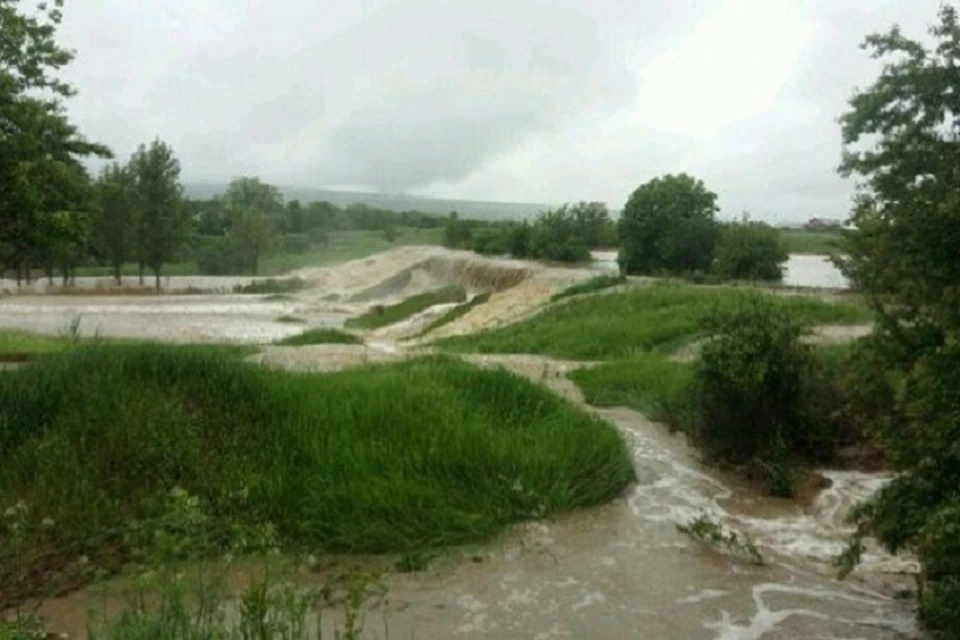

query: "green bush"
xmin=0 ymin=345 xmax=635 ymax=606
xmin=688 ymin=295 xmax=834 ymax=495
xmin=712 ymin=218 xmax=788 ymax=282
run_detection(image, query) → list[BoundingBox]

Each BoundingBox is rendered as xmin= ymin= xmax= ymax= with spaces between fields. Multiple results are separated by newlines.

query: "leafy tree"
xmin=219 ymin=177 xmax=282 ymax=275
xmin=443 ymin=211 xmax=473 ymax=249
xmin=129 ymin=139 xmax=185 ymax=290
xmin=95 ymin=163 xmax=136 ymax=284
xmin=834 ymin=5 xmax=960 ymax=633
xmin=0 ymin=0 xmax=110 ymax=284
xmin=567 ymin=201 xmax=612 ymax=249
xmin=712 ymin=215 xmax=788 ymax=282
xmin=528 ymin=207 xmax=591 ymax=263
xmin=618 ymin=174 xmax=719 ymax=275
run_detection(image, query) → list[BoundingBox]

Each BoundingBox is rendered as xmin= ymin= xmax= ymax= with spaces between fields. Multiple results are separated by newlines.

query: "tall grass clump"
xmin=436 ymin=283 xmax=870 ymax=361
xmin=0 ymin=344 xmax=633 ymax=606
xmin=570 ymin=355 xmax=693 ymax=420
xmin=550 ymin=274 xmax=626 ymax=302
xmin=273 ymin=328 xmax=362 ymax=346
xmin=345 ymin=285 xmax=467 ymax=330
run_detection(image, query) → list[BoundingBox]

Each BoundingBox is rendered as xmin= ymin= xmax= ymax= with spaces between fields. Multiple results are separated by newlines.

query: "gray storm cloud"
xmin=58 ymin=0 xmax=945 ymax=220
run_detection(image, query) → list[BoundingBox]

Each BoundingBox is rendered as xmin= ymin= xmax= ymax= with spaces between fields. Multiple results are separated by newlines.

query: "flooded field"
xmin=4 ymin=247 xmax=918 ymax=639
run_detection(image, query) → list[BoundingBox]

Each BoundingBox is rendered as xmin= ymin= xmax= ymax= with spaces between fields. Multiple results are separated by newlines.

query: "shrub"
xmin=712 ymin=217 xmax=788 ymax=282
xmin=688 ymin=295 xmax=834 ymax=495
xmin=196 ymin=236 xmax=247 ymax=275
xmin=233 ymin=278 xmax=309 ymax=295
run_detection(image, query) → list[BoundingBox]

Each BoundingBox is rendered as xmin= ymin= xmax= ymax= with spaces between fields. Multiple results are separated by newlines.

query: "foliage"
xmin=618 ymin=174 xmax=719 ymax=276
xmin=437 ymin=283 xmax=870 ymax=361
xmin=0 ymin=345 xmax=634 ymax=605
xmin=0 ymin=0 xmax=111 ymax=285
xmin=273 ymin=328 xmax=362 ymax=346
xmin=831 ymin=5 xmax=960 ymax=633
xmin=345 ymin=285 xmax=468 ymax=330
xmin=677 ymin=513 xmax=765 ymax=565
xmin=551 ymin=275 xmax=626 ymax=302
xmin=220 ymin=177 xmax=283 ymax=275
xmin=94 ymin=163 xmax=136 ymax=284
xmin=443 ymin=212 xmax=473 ymax=249
xmin=712 ymin=216 xmax=788 ymax=282
xmin=687 ymin=295 xmax=835 ymax=495
xmin=470 ymin=202 xmax=612 ymax=263
xmin=129 ymin=139 xmax=186 ymax=289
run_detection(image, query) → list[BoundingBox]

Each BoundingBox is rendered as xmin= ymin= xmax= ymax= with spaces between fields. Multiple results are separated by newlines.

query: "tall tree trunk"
xmin=113 ymin=261 xmax=122 ymax=286
xmin=25 ymin=262 xmax=31 ymax=285
xmin=45 ymin=263 xmax=54 ymax=285
xmin=15 ymin=262 xmax=22 ymax=287
xmin=139 ymin=261 xmax=145 ymax=286
xmin=154 ymin=267 xmax=161 ymax=292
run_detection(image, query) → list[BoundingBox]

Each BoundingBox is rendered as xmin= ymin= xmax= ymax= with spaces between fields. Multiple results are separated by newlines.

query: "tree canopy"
xmin=836 ymin=4 xmax=960 ymax=632
xmin=617 ymin=173 xmax=719 ymax=275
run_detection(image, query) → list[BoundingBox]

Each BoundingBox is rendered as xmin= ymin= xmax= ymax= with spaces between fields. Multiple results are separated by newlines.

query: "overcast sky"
xmin=59 ymin=0 xmax=942 ymax=223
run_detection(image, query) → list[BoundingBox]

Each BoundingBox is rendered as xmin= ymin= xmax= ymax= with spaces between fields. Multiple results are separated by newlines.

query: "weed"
xmin=276 ymin=315 xmax=308 ymax=324
xmin=677 ymin=513 xmax=764 ymax=566
xmin=345 ymin=285 xmax=468 ymax=331
xmin=273 ymin=328 xmax=362 ymax=346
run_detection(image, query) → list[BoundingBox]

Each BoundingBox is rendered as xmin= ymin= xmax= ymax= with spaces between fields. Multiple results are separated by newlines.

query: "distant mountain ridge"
xmin=183 ymin=183 xmax=552 ymax=221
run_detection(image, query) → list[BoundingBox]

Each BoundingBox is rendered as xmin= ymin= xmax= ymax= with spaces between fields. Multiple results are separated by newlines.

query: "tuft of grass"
xmin=417 ymin=292 xmax=492 ymax=337
xmin=234 ymin=277 xmax=309 ymax=295
xmin=275 ymin=314 xmax=308 ymax=324
xmin=570 ymin=355 xmax=693 ymax=419
xmin=0 ymin=345 xmax=633 ymax=606
xmin=345 ymin=285 xmax=468 ymax=330
xmin=273 ymin=328 xmax=362 ymax=346
xmin=551 ymin=275 xmax=626 ymax=302
xmin=436 ymin=283 xmax=871 ymax=360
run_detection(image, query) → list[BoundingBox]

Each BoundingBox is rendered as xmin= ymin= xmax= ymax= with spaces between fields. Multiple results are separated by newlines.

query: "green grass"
xmin=0 ymin=344 xmax=633 ymax=605
xmin=417 ymin=292 xmax=492 ymax=337
xmin=275 ymin=315 xmax=307 ymax=324
xmin=436 ymin=283 xmax=871 ymax=361
xmin=272 ymin=328 xmax=362 ymax=346
xmin=779 ymin=228 xmax=843 ymax=255
xmin=0 ymin=331 xmax=71 ymax=357
xmin=570 ymin=355 xmax=693 ymax=418
xmin=551 ymin=275 xmax=627 ymax=302
xmin=345 ymin=285 xmax=468 ymax=330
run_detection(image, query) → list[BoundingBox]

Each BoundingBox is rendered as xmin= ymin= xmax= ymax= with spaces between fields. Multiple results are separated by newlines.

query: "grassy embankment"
xmin=436 ymin=283 xmax=870 ymax=419
xmin=272 ymin=328 xmax=363 ymax=346
xmin=0 ymin=344 xmax=634 ymax=607
xmin=345 ymin=285 xmax=468 ymax=331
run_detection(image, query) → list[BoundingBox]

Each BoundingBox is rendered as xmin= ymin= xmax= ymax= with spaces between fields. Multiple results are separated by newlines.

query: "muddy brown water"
xmin=4 ymin=248 xmax=920 ymax=638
